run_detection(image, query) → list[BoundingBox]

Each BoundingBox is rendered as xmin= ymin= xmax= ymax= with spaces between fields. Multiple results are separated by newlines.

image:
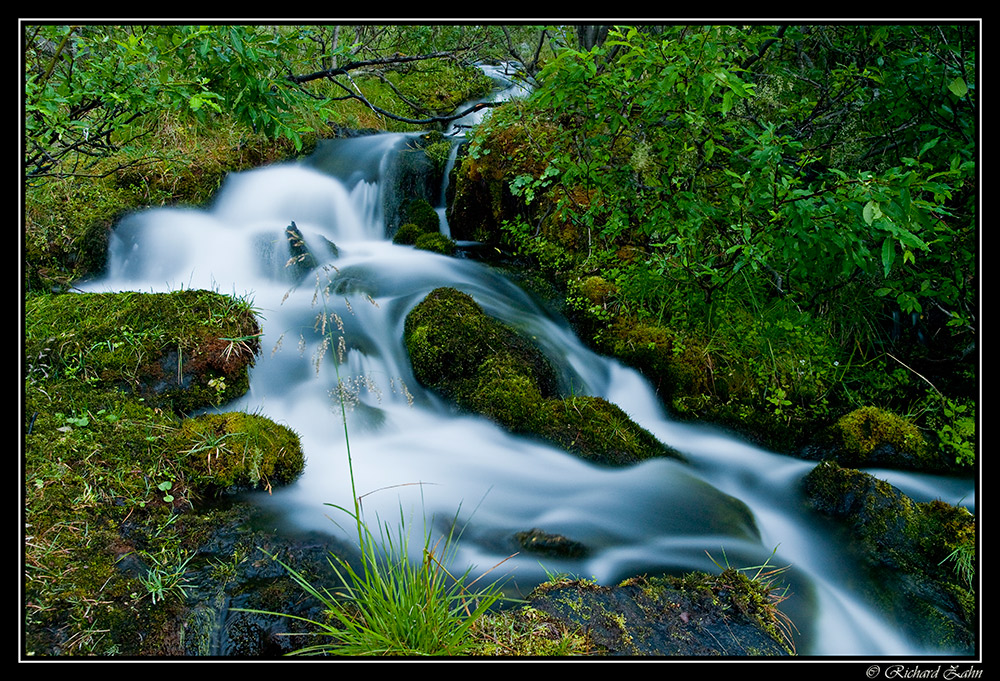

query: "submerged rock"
xmin=514 ymin=528 xmax=589 ymax=559
xmin=404 ymin=287 xmax=683 ymax=465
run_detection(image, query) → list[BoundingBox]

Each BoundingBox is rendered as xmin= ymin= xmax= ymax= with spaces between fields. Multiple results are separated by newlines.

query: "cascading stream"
xmin=78 ymin=70 xmax=973 ymax=656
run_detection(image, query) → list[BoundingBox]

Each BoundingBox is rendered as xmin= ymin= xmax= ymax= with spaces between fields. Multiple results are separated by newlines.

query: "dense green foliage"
xmin=513 ymin=25 xmax=975 ymax=329
xmin=23 ymin=24 xmax=518 ymax=184
xmin=465 ymin=23 xmax=977 ymax=459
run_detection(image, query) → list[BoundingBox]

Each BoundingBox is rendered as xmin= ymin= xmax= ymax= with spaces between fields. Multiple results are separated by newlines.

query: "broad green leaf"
xmin=722 ymin=91 xmax=734 ymax=116
xmin=863 ymin=200 xmax=879 ymax=226
xmin=918 ymin=137 xmax=940 ymax=158
xmin=947 ymin=77 xmax=968 ymax=98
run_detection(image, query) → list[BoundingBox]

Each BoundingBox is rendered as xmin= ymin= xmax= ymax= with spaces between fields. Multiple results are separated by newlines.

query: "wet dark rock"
xmin=514 ymin=528 xmax=589 ymax=559
xmin=284 ymin=221 xmax=319 ymax=279
xmin=802 ymin=461 xmax=975 ymax=653
xmin=527 ymin=574 xmax=793 ymax=656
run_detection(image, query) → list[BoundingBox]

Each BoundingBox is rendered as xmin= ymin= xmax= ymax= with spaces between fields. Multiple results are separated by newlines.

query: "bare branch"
xmin=324 ymin=75 xmax=501 ymax=126
xmin=288 ymin=50 xmax=465 ymax=85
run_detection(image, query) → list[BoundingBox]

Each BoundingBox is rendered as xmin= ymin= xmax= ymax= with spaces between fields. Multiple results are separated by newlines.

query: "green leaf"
xmin=947 ymin=77 xmax=968 ymax=98
xmin=895 ymin=227 xmax=929 ymax=251
xmin=918 ymin=137 xmax=940 ymax=158
xmin=881 ymin=237 xmax=895 ymax=278
xmin=863 ymin=200 xmax=879 ymax=226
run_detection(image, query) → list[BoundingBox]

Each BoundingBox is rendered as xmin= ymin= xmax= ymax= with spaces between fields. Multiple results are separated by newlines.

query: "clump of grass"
xmin=939 ymin=542 xmax=975 ymax=589
xmin=262 ymin=503 xmax=506 ymax=656
xmin=705 ymin=546 xmax=799 ymax=654
xmin=137 ymin=547 xmax=195 ymax=605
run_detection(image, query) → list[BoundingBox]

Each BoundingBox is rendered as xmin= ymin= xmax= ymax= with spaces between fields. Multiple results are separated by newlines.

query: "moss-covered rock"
xmin=25 ymin=289 xmax=261 ymax=413
xmin=802 ymin=461 xmax=975 ymax=652
xmin=404 ymin=287 xmax=683 ymax=465
xmin=514 ymin=528 xmax=589 ymax=559
xmin=391 ymin=200 xmax=457 ymax=254
xmin=391 ymin=222 xmax=426 ymax=245
xmin=804 ymin=406 xmax=952 ymax=472
xmin=171 ymin=412 xmax=304 ymax=495
xmin=525 ymin=573 xmax=793 ymax=656
xmin=414 ymin=231 xmax=457 ymax=255
xmin=404 ymin=197 xmax=441 ymax=234
xmin=830 ymin=406 xmax=928 ymax=463
xmin=404 ymin=287 xmax=558 ymax=397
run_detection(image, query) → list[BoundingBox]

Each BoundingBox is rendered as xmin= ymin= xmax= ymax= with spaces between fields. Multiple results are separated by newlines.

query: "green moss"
xmin=533 ymin=396 xmax=679 ymax=466
xmin=171 ymin=412 xmax=304 ymax=494
xmin=24 ymin=287 xmax=307 ymax=656
xmin=392 ymin=200 xmax=457 ymax=255
xmin=24 ymin=116 xmax=305 ymax=292
xmin=25 ymin=289 xmax=261 ymax=413
xmin=828 ymin=406 xmax=934 ymax=468
xmin=467 ymin=355 xmax=546 ymax=427
xmin=414 ymin=231 xmax=457 ymax=255
xmin=392 ymin=222 xmax=426 ymax=245
xmin=404 ymin=287 xmax=682 ymax=465
xmin=404 ymin=197 xmax=441 ymax=234
xmin=404 ymin=287 xmax=557 ymax=397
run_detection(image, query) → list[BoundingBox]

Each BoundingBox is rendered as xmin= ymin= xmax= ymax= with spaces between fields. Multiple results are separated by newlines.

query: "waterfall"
xmin=78 ymin=117 xmax=974 ymax=658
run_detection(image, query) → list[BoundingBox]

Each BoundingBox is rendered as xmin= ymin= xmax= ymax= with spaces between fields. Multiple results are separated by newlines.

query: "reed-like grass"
xmin=262 ymin=503 xmax=506 ymax=656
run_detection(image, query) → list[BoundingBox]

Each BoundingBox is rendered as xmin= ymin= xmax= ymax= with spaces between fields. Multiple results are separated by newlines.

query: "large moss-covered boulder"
xmin=404 ymin=287 xmax=682 ymax=465
xmin=802 ymin=461 xmax=975 ymax=652
xmin=404 ymin=286 xmax=558 ymax=400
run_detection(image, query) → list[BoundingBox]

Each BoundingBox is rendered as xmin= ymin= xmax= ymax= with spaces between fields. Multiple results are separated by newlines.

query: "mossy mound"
xmin=404 ymin=197 xmax=441 ymax=233
xmin=404 ymin=287 xmax=558 ymax=397
xmin=802 ymin=461 xmax=975 ymax=652
xmin=392 ymin=222 xmax=427 ymax=245
xmin=170 ymin=412 xmax=304 ymax=495
xmin=804 ymin=406 xmax=954 ymax=472
xmin=413 ymin=231 xmax=457 ymax=255
xmin=391 ymin=199 xmax=457 ymax=255
xmin=404 ymin=287 xmax=682 ymax=465
xmin=25 ymin=289 xmax=261 ymax=413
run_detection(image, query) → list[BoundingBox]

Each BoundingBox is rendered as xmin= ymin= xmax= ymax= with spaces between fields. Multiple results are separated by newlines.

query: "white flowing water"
xmin=79 ymin=131 xmax=974 ymax=657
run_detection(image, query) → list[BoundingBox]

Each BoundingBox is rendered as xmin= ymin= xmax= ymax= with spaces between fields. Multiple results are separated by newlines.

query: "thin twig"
xmin=886 ymin=352 xmax=942 ymax=398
